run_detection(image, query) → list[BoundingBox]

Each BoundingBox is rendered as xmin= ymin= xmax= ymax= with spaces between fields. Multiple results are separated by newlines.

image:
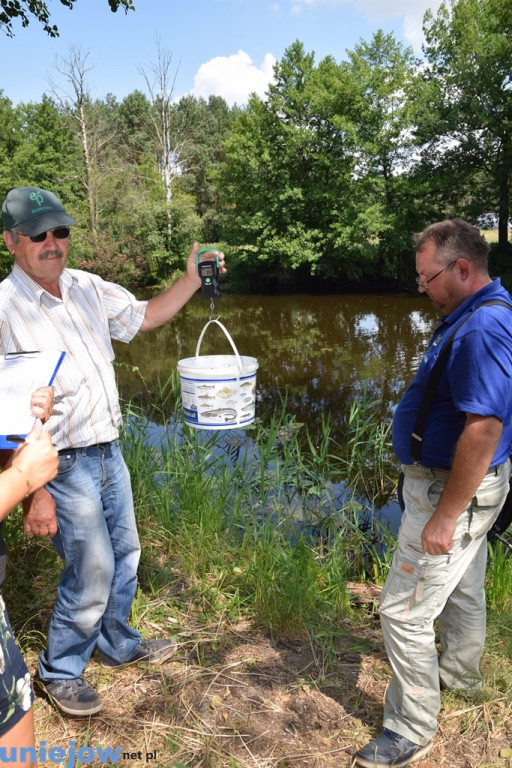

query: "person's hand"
xmin=421 ymin=514 xmax=456 ymax=555
xmin=30 ymin=386 xmax=54 ymax=424
xmin=15 ymin=425 xmax=58 ymax=538
xmin=22 ymin=487 xmax=57 ymax=539
xmin=185 ymin=242 xmax=227 ymax=285
xmin=13 ymin=426 xmax=58 ymax=497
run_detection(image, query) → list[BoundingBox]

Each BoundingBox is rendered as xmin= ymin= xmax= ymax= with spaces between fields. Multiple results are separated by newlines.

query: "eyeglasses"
xmin=17 ymin=227 xmax=70 ymax=243
xmin=416 ymin=259 xmax=457 ymax=289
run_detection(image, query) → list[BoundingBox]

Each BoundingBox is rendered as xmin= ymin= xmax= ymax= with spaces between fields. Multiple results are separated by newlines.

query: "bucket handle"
xmin=195 ymin=319 xmax=243 ymax=372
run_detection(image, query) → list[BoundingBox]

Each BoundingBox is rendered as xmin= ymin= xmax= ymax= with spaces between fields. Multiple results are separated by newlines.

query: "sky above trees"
xmin=0 ymin=0 xmax=443 ymax=107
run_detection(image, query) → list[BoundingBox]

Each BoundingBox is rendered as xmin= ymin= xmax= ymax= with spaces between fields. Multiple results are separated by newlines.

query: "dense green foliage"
xmin=0 ymin=0 xmax=510 ymax=292
xmin=420 ymin=0 xmax=512 ymax=253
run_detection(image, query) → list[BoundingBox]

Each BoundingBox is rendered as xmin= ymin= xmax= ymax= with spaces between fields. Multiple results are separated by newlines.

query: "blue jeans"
xmin=38 ymin=441 xmax=142 ymax=681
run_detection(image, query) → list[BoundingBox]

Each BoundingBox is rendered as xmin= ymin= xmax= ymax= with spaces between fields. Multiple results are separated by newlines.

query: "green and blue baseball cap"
xmin=1 ymin=186 xmax=76 ymax=236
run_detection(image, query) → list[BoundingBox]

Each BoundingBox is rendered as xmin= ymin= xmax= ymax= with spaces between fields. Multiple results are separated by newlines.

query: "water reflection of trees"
xmin=113 ymin=292 xmax=438 ymax=443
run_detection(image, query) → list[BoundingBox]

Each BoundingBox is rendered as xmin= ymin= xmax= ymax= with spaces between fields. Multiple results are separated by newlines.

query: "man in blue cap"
xmin=0 ymin=186 xmax=225 ymax=716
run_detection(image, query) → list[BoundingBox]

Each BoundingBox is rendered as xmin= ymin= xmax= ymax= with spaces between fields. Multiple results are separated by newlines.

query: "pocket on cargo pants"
xmin=379 ymin=464 xmax=509 ymax=625
xmin=379 ymin=546 xmax=451 ymax=624
xmin=379 ymin=473 xmax=453 ymax=625
xmin=469 ymin=468 xmax=511 ymax=539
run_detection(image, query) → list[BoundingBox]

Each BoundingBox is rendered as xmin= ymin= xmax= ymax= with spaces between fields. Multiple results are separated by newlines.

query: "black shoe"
xmin=43 ymin=677 xmax=103 ymax=716
xmin=355 ymin=728 xmax=432 ymax=768
xmin=99 ymin=637 xmax=178 ymax=669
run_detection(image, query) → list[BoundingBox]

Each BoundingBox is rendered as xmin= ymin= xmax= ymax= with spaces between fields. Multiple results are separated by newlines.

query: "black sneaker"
xmin=43 ymin=677 xmax=103 ymax=716
xmin=99 ymin=638 xmax=178 ymax=669
xmin=355 ymin=728 xmax=432 ymax=768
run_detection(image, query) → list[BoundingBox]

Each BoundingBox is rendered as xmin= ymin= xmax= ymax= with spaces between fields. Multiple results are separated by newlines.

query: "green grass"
xmin=486 ymin=539 xmax=512 ymax=612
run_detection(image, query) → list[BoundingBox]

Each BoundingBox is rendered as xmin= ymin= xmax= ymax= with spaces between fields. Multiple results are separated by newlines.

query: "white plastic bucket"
xmin=177 ymin=319 xmax=259 ymax=430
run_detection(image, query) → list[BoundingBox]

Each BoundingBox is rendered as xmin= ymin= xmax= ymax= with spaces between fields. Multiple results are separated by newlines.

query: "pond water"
xmin=113 ymin=290 xmax=439 ymax=441
xmin=113 ymin=291 xmax=441 ymax=534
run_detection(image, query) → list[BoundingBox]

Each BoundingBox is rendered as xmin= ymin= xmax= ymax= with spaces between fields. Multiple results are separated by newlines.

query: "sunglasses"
xmin=18 ymin=227 xmax=71 ymax=243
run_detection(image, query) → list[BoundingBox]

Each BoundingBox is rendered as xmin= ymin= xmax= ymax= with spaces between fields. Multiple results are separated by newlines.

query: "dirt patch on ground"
xmin=28 ymin=589 xmax=512 ymax=768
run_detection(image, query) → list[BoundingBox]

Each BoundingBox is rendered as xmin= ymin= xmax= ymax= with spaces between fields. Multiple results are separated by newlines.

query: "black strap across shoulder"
xmin=410 ymin=299 xmax=512 ymax=463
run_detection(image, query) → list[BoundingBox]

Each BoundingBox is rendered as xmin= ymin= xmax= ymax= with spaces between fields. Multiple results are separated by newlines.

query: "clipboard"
xmin=0 ymin=350 xmax=66 ymax=449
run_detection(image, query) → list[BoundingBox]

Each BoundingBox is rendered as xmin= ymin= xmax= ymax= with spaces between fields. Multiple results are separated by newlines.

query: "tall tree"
xmin=51 ymin=46 xmax=116 ymax=240
xmin=116 ymin=90 xmax=155 ymax=166
xmin=220 ymin=41 xmax=355 ymax=285
xmin=12 ymin=95 xmax=81 ymax=188
xmin=0 ymin=92 xmax=22 ymax=276
xmin=220 ymin=37 xmax=420 ymax=286
xmin=418 ymin=0 xmax=512 ymax=253
xmin=173 ymin=94 xmax=235 ymax=242
xmin=337 ymin=30 xmax=419 ymax=278
xmin=0 ymin=92 xmax=21 ymax=188
xmin=139 ymin=39 xmax=184 ymax=241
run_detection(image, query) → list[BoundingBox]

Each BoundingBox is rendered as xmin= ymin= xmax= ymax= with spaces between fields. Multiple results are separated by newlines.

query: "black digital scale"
xmin=196 ymin=247 xmax=221 ymax=300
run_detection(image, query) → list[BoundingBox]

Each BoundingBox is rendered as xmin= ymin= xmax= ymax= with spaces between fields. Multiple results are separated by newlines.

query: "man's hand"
xmin=420 ymin=413 xmax=503 ymax=555
xmin=22 ymin=487 xmax=57 ymax=538
xmin=141 ymin=242 xmax=227 ymax=332
xmin=421 ymin=514 xmax=457 ymax=555
xmin=30 ymin=385 xmax=54 ymax=423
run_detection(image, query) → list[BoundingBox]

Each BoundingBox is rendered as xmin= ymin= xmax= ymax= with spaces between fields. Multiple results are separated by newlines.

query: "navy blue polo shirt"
xmin=393 ymin=278 xmax=512 ymax=469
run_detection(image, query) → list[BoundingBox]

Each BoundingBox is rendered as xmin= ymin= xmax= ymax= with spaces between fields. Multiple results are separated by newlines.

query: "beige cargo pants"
xmin=379 ymin=461 xmax=510 ymax=744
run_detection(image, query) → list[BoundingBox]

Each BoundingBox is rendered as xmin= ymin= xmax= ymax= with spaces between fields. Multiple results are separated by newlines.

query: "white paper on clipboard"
xmin=0 ymin=350 xmax=65 ymax=448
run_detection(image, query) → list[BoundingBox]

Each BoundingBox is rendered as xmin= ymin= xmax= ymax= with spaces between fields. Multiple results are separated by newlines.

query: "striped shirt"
xmin=0 ymin=263 xmax=148 ymax=450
